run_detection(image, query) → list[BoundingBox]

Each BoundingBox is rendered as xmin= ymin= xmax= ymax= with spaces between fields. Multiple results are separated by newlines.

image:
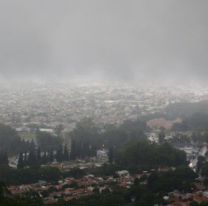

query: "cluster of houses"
xmin=168 ymin=191 xmax=208 ymax=206
xmin=166 ymin=179 xmax=208 ymax=206
xmin=8 ymin=170 xmax=138 ymax=204
xmin=7 ymin=167 xmax=208 ymax=205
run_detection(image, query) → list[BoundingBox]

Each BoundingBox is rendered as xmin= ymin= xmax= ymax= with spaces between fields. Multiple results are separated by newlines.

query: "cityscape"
xmin=0 ymin=0 xmax=208 ymax=205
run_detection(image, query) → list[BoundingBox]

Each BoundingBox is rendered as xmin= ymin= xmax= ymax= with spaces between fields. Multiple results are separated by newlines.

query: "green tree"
xmin=108 ymin=147 xmax=114 ymax=164
xmin=36 ymin=131 xmax=62 ymax=152
xmin=63 ymin=144 xmax=69 ymax=161
xmin=17 ymin=152 xmax=24 ymax=169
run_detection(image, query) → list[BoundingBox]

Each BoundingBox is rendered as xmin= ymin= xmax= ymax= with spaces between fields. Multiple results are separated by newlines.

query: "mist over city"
xmin=0 ymin=0 xmax=208 ymax=84
xmin=1 ymin=1 xmax=208 ymax=206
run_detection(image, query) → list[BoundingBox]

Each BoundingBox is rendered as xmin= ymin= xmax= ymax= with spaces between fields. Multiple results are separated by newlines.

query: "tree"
xmin=108 ymin=147 xmax=114 ymax=164
xmin=55 ymin=124 xmax=63 ymax=137
xmin=69 ymin=118 xmax=147 ymax=160
xmin=27 ymin=151 xmax=38 ymax=167
xmin=17 ymin=152 xmax=24 ymax=169
xmin=0 ymin=124 xmax=31 ymax=155
xmin=63 ymin=145 xmax=69 ymax=161
xmin=197 ymin=156 xmax=206 ymax=174
xmin=42 ymin=151 xmax=48 ymax=164
xmin=70 ymin=118 xmax=100 ymax=159
xmin=0 ymin=182 xmax=9 ymax=201
xmin=48 ymin=150 xmax=54 ymax=162
xmin=0 ymin=152 xmax=8 ymax=166
xmin=201 ymin=162 xmax=208 ymax=177
xmin=56 ymin=147 xmax=63 ymax=162
xmin=147 ymin=166 xmax=196 ymax=193
xmin=23 ymin=152 xmax=28 ymax=166
xmin=36 ymin=148 xmax=41 ymax=165
xmin=158 ymin=128 xmax=165 ymax=144
xmin=36 ymin=131 xmax=62 ymax=152
xmin=115 ymin=141 xmax=187 ymax=171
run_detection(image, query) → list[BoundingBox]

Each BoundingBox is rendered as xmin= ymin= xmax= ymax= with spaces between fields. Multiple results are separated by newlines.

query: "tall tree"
xmin=36 ymin=131 xmax=62 ymax=152
xmin=48 ymin=150 xmax=54 ymax=162
xmin=108 ymin=147 xmax=114 ymax=164
xmin=56 ymin=147 xmax=63 ymax=162
xmin=17 ymin=152 xmax=24 ymax=169
xmin=36 ymin=148 xmax=41 ymax=165
xmin=63 ymin=145 xmax=69 ymax=161
xmin=27 ymin=151 xmax=37 ymax=167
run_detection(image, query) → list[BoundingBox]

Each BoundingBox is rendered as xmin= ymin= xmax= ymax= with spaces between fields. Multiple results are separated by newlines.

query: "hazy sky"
xmin=0 ymin=0 xmax=207 ymax=83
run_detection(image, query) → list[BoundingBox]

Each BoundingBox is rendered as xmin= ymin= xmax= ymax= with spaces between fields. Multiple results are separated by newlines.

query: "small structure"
xmin=116 ymin=170 xmax=130 ymax=177
xmin=96 ymin=149 xmax=108 ymax=161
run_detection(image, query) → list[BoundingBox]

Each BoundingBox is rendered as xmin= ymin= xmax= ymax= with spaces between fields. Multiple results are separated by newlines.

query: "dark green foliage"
xmin=108 ymin=147 xmax=114 ymax=164
xmin=56 ymin=147 xmax=64 ymax=162
xmin=187 ymin=113 xmax=208 ymax=130
xmin=36 ymin=148 xmax=41 ymax=164
xmin=103 ymin=119 xmax=146 ymax=149
xmin=147 ymin=166 xmax=197 ymax=193
xmin=55 ymin=124 xmax=64 ymax=136
xmin=0 ymin=182 xmax=9 ymax=201
xmin=70 ymin=118 xmax=147 ymax=160
xmin=17 ymin=146 xmax=69 ymax=169
xmin=17 ymin=152 xmax=24 ymax=169
xmin=41 ymin=151 xmax=48 ymax=164
xmin=63 ymin=145 xmax=69 ymax=161
xmin=197 ymin=156 xmax=206 ymax=174
xmin=173 ymin=113 xmax=208 ymax=131
xmin=48 ymin=150 xmax=54 ymax=162
xmin=167 ymin=101 xmax=208 ymax=131
xmin=27 ymin=151 xmax=38 ymax=167
xmin=125 ymin=167 xmax=196 ymax=206
xmin=115 ymin=141 xmax=187 ymax=170
xmin=166 ymin=101 xmax=208 ymax=119
xmin=0 ymin=166 xmax=61 ymax=185
xmin=201 ymin=162 xmax=208 ymax=177
xmin=36 ymin=131 xmax=62 ymax=152
xmin=68 ymin=191 xmax=127 ymax=206
xmin=0 ymin=151 xmax=8 ymax=166
xmin=158 ymin=128 xmax=165 ymax=144
xmin=0 ymin=195 xmax=43 ymax=206
xmin=169 ymin=133 xmax=192 ymax=147
xmin=0 ymin=124 xmax=35 ymax=155
xmin=70 ymin=118 xmax=100 ymax=159
xmin=128 ymin=184 xmax=162 ymax=206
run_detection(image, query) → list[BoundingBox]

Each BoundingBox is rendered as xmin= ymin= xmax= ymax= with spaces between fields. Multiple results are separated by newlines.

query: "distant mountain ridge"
xmin=166 ymin=100 xmax=208 ymax=119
